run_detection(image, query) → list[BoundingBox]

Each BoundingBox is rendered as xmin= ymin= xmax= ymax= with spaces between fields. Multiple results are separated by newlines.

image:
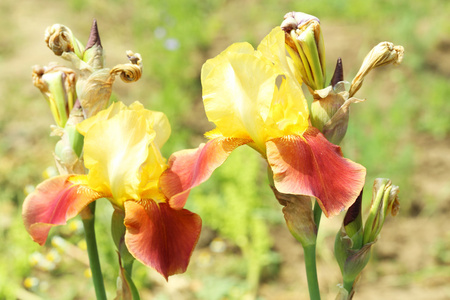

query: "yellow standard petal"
xmin=129 ymin=101 xmax=171 ymax=149
xmin=82 ymin=109 xmax=154 ymax=206
xmin=202 ymin=47 xmax=279 ymax=150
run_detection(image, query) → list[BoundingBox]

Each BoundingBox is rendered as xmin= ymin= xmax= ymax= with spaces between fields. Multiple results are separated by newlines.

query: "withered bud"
xmin=271 ymin=186 xmax=317 ymax=247
xmin=110 ymin=51 xmax=143 ymax=83
xmin=349 ymin=42 xmax=404 ymax=97
xmin=77 ymin=51 xmax=143 ymax=118
xmin=45 ymin=24 xmax=85 ymax=59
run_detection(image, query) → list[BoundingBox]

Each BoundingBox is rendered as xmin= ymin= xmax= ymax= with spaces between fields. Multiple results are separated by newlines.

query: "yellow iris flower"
xmin=161 ymin=28 xmax=366 ymax=218
xmin=23 ymin=102 xmax=201 ymax=279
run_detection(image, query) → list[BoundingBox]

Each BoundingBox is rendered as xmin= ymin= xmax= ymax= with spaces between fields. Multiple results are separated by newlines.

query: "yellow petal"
xmin=77 ymin=101 xmax=126 ymax=136
xmin=202 ymin=49 xmax=279 ymax=149
xmin=83 ymin=109 xmax=154 ymax=205
xmin=129 ymin=101 xmax=171 ymax=148
xmin=266 ymin=76 xmax=309 ymax=138
xmin=201 ymin=42 xmax=255 ymax=84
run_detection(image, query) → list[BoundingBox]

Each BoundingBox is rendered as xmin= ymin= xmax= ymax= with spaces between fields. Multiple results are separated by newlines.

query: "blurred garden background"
xmin=1 ymin=0 xmax=449 ymax=299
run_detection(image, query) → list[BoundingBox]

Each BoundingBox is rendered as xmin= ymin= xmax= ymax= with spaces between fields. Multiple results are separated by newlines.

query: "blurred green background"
xmin=1 ymin=0 xmax=449 ymax=299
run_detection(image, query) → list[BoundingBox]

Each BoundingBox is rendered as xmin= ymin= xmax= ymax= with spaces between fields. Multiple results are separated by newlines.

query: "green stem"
xmin=313 ymin=200 xmax=323 ymax=230
xmin=82 ymin=202 xmax=107 ymax=300
xmin=343 ymin=278 xmax=354 ymax=295
xmin=124 ymin=261 xmax=140 ymax=300
xmin=304 ymin=244 xmax=321 ymax=300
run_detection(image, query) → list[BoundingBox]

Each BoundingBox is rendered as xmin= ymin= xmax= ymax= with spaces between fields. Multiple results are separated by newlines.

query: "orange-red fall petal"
xmin=22 ymin=175 xmax=102 ymax=245
xmin=123 ymin=200 xmax=202 ymax=280
xmin=160 ymin=137 xmax=251 ymax=209
xmin=266 ymin=127 xmax=366 ymax=217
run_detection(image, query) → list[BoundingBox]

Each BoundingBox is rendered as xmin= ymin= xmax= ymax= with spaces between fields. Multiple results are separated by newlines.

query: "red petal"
xmin=22 ymin=175 xmax=101 ymax=245
xmin=123 ymin=201 xmax=202 ymax=280
xmin=160 ymin=137 xmax=250 ymax=209
xmin=266 ymin=127 xmax=366 ymax=217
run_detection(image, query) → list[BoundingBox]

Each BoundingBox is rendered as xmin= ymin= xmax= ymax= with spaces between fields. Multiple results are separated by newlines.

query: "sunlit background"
xmin=1 ymin=0 xmax=449 ymax=299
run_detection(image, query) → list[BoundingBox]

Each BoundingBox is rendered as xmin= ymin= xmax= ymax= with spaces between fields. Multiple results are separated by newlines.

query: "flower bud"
xmin=45 ymin=24 xmax=85 ymax=59
xmin=363 ymin=178 xmax=400 ymax=244
xmin=349 ymin=42 xmax=404 ymax=97
xmin=32 ymin=64 xmax=77 ymax=127
xmin=310 ymin=59 xmax=364 ymax=144
xmin=53 ymin=106 xmax=85 ymax=175
xmin=335 ymin=179 xmax=400 ymax=296
xmin=281 ymin=11 xmax=326 ymax=91
xmin=83 ymin=19 xmax=104 ymax=71
xmin=334 ymin=191 xmax=368 ymax=283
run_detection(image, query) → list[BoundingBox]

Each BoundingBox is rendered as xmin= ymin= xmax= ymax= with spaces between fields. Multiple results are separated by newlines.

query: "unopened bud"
xmin=349 ymin=42 xmax=404 ymax=97
xmin=334 ymin=190 xmax=367 ymax=283
xmin=281 ymin=11 xmax=326 ymax=91
xmin=363 ymin=178 xmax=400 ymax=244
xmin=32 ymin=64 xmax=77 ymax=127
xmin=311 ymin=81 xmax=364 ymax=145
xmin=83 ymin=19 xmax=104 ymax=70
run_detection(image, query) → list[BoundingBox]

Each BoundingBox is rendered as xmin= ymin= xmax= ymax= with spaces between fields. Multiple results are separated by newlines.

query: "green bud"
xmin=335 ymin=179 xmax=400 ymax=297
xmin=32 ymin=64 xmax=77 ymax=127
xmin=281 ymin=11 xmax=326 ymax=91
xmin=310 ymin=59 xmax=365 ymax=145
xmin=334 ymin=190 xmax=367 ymax=282
xmin=363 ymin=178 xmax=400 ymax=244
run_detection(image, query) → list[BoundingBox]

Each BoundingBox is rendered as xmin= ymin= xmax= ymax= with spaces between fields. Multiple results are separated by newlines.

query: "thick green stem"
xmin=124 ymin=261 xmax=140 ymax=300
xmin=304 ymin=244 xmax=321 ymax=300
xmin=82 ymin=202 xmax=107 ymax=300
xmin=343 ymin=278 xmax=354 ymax=295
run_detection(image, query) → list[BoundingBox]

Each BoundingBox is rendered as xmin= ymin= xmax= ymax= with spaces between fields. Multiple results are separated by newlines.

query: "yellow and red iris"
xmin=160 ymin=27 xmax=366 ymax=218
xmin=22 ymin=101 xmax=202 ymax=280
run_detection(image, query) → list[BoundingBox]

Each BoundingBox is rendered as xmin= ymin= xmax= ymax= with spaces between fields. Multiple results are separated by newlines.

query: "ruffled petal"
xmin=266 ymin=127 xmax=366 ymax=217
xmin=83 ymin=109 xmax=153 ymax=204
xmin=202 ymin=46 xmax=280 ymax=149
xmin=123 ymin=201 xmax=202 ymax=280
xmin=160 ymin=137 xmax=251 ymax=209
xmin=22 ymin=175 xmax=102 ymax=245
xmin=129 ymin=101 xmax=171 ymax=149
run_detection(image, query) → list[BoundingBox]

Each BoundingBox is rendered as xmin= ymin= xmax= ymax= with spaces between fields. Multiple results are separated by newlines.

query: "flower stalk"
xmin=81 ymin=202 xmax=107 ymax=300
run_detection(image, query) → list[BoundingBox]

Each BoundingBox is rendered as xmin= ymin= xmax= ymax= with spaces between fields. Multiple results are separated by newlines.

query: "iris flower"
xmin=22 ymin=101 xmax=202 ymax=279
xmin=161 ymin=27 xmax=366 ymax=218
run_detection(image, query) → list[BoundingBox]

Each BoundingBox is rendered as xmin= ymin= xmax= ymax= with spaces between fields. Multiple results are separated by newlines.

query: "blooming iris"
xmin=22 ymin=101 xmax=202 ymax=279
xmin=161 ymin=27 xmax=366 ymax=217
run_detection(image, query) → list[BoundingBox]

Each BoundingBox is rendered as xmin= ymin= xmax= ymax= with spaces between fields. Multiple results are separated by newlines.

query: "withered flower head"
xmin=45 ymin=24 xmax=85 ymax=59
